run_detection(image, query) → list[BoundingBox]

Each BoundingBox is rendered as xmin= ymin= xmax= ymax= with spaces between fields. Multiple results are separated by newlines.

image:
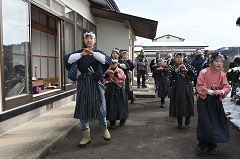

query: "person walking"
xmin=64 ymin=31 xmax=111 ymax=147
xmin=150 ymin=52 xmax=161 ymax=91
xmin=195 ymin=52 xmax=231 ymax=155
xmin=135 ymin=50 xmax=148 ymax=88
xmin=153 ymin=59 xmax=169 ymax=107
xmin=168 ymin=52 xmax=196 ymax=129
xmin=104 ymin=59 xmax=127 ymax=129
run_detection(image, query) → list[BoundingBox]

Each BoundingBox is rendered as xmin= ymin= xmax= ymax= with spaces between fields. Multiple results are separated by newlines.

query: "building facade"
xmin=135 ymin=34 xmax=209 ymax=59
xmin=0 ymin=0 xmax=157 ymax=134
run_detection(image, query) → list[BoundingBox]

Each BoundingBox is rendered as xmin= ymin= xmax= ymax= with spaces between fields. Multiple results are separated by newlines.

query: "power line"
xmin=144 ymin=0 xmax=153 ymax=17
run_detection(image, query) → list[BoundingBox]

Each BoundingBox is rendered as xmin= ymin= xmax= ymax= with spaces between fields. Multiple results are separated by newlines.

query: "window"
xmin=83 ymin=18 xmax=88 ymax=29
xmin=31 ymin=8 xmax=59 ymax=92
xmin=64 ymin=21 xmax=75 ymax=84
xmin=76 ymin=27 xmax=83 ymax=50
xmin=2 ymin=0 xmax=30 ymax=100
xmin=77 ymin=15 xmax=83 ymax=27
xmin=65 ymin=6 xmax=74 ymax=21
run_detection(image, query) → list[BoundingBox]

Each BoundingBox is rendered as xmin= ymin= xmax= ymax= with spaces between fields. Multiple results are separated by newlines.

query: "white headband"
xmin=113 ymin=48 xmax=119 ymax=54
xmin=218 ymin=52 xmax=225 ymax=60
xmin=111 ymin=59 xmax=118 ymax=63
xmin=84 ymin=32 xmax=96 ymax=39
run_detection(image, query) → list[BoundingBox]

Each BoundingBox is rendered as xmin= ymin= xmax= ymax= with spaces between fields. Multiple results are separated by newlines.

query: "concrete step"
xmin=134 ymin=91 xmax=156 ymax=98
xmin=133 ymin=84 xmax=156 ymax=98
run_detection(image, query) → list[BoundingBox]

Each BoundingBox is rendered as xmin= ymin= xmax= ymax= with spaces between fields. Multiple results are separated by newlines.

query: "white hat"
xmin=111 ymin=59 xmax=118 ymax=63
xmin=84 ymin=32 xmax=96 ymax=39
xmin=196 ymin=49 xmax=203 ymax=54
xmin=174 ymin=52 xmax=184 ymax=57
xmin=112 ymin=48 xmax=119 ymax=54
xmin=122 ymin=50 xmax=128 ymax=54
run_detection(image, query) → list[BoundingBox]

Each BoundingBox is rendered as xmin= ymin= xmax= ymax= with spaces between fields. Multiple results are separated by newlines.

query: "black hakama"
xmin=169 ymin=77 xmax=194 ymax=117
xmin=105 ymin=83 xmax=128 ymax=121
xmin=157 ymin=75 xmax=169 ymax=98
xmin=196 ymin=95 xmax=230 ymax=143
xmin=66 ymin=48 xmax=110 ymax=120
xmin=74 ymin=75 xmax=106 ymax=120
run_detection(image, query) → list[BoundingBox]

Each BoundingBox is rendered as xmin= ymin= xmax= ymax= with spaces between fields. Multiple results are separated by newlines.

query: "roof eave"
xmin=90 ymin=6 xmax=158 ymax=39
xmin=88 ymin=0 xmax=120 ymax=12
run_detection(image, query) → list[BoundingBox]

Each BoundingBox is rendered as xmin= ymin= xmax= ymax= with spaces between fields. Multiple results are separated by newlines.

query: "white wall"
xmin=96 ymin=17 xmax=130 ymax=55
xmin=60 ymin=0 xmax=96 ymax=25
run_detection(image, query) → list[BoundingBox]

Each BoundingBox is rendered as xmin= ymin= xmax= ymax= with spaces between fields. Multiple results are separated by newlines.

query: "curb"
xmin=36 ymin=122 xmax=80 ymax=159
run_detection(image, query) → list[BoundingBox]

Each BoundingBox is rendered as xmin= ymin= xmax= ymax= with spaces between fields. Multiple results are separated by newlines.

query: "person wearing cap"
xmin=64 ymin=31 xmax=111 ymax=147
xmin=122 ymin=50 xmax=136 ymax=104
xmin=191 ymin=49 xmax=205 ymax=86
xmin=135 ymin=50 xmax=148 ymax=88
xmin=168 ymin=52 xmax=196 ymax=129
xmin=104 ymin=58 xmax=127 ymax=129
xmin=195 ymin=52 xmax=231 ymax=155
xmin=111 ymin=49 xmax=130 ymax=72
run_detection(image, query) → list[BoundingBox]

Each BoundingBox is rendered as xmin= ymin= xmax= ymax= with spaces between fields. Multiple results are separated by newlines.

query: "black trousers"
xmin=137 ymin=70 xmax=146 ymax=86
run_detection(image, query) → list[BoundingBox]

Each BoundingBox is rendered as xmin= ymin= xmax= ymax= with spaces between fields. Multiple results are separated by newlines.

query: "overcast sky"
xmin=115 ymin=0 xmax=240 ymax=50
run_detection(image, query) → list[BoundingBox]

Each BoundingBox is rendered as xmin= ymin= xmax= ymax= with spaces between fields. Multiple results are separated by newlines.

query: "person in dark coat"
xmin=122 ymin=50 xmax=136 ymax=104
xmin=150 ymin=52 xmax=161 ymax=91
xmin=166 ymin=53 xmax=174 ymax=66
xmin=168 ymin=52 xmax=197 ymax=129
xmin=195 ymin=52 xmax=231 ymax=155
xmin=191 ymin=49 xmax=205 ymax=86
xmin=64 ymin=31 xmax=111 ymax=147
xmin=153 ymin=59 xmax=169 ymax=107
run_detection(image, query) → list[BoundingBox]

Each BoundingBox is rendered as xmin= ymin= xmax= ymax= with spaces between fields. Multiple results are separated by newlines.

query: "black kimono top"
xmin=168 ymin=63 xmax=197 ymax=87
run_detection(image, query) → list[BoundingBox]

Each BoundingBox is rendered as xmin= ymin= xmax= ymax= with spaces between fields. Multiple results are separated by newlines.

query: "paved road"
xmin=45 ymin=97 xmax=240 ymax=159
